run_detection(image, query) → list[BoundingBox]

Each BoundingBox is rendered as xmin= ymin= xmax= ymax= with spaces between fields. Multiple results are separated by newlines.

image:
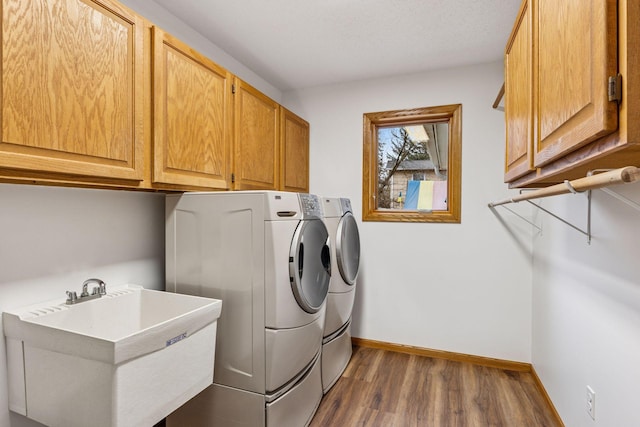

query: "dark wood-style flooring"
xmin=310 ymin=345 xmax=561 ymax=427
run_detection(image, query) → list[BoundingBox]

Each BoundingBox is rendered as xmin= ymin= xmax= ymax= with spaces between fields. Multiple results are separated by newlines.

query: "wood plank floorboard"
xmin=310 ymin=346 xmax=560 ymax=427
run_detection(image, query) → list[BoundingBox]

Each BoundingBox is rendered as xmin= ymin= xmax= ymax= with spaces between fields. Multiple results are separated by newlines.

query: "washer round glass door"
xmin=289 ymin=218 xmax=331 ymax=313
xmin=336 ymin=212 xmax=360 ymax=285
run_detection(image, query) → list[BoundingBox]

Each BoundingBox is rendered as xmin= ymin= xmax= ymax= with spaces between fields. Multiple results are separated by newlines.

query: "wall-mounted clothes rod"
xmin=492 ymin=83 xmax=505 ymax=111
xmin=488 ymin=166 xmax=640 ymax=207
xmin=489 ymin=166 xmax=640 ymax=244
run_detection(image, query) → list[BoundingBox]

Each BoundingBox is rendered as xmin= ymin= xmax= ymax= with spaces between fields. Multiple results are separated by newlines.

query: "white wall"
xmin=284 ymin=60 xmax=640 ymax=427
xmin=284 ymin=61 xmax=534 ymax=362
xmin=0 ymin=184 xmax=165 ymax=427
xmin=0 ymin=4 xmax=276 ymax=425
xmin=119 ymin=0 xmax=283 ymax=102
xmin=6 ymin=3 xmax=631 ymax=423
xmin=532 ymin=185 xmax=640 ymax=426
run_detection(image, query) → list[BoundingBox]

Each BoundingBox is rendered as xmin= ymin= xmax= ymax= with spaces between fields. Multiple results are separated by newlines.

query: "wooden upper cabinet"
xmin=233 ymin=79 xmax=279 ymax=190
xmin=152 ymin=27 xmax=233 ymax=189
xmin=280 ymin=107 xmax=309 ymax=193
xmin=0 ymin=0 xmax=308 ymax=192
xmin=534 ymin=0 xmax=618 ymax=166
xmin=503 ymin=0 xmax=639 ymax=187
xmin=0 ymin=0 xmax=144 ymax=182
xmin=504 ymin=0 xmax=534 ymax=182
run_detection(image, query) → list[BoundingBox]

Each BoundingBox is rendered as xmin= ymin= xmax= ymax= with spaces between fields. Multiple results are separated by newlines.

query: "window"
xmin=362 ymin=104 xmax=462 ymax=223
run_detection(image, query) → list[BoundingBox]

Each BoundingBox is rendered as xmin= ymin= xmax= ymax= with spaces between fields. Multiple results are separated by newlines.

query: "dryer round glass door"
xmin=289 ymin=218 xmax=331 ymax=313
xmin=336 ymin=212 xmax=360 ymax=285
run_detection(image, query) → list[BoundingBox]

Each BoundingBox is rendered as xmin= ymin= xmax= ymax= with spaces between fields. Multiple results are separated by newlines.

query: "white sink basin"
xmin=3 ymin=284 xmax=222 ymax=427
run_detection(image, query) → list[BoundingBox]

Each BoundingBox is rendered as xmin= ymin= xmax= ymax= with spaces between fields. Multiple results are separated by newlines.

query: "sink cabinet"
xmin=504 ymin=0 xmax=640 ymax=187
xmin=152 ymin=27 xmax=233 ymax=190
xmin=0 ymin=0 xmax=145 ymax=184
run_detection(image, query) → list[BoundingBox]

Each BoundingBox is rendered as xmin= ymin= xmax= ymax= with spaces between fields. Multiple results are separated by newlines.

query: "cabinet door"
xmin=233 ymin=79 xmax=279 ymax=190
xmin=1 ymin=0 xmax=144 ymax=181
xmin=153 ymin=27 xmax=232 ymax=189
xmin=504 ymin=0 xmax=533 ymax=182
xmin=280 ymin=107 xmax=309 ymax=193
xmin=535 ymin=0 xmax=618 ymax=167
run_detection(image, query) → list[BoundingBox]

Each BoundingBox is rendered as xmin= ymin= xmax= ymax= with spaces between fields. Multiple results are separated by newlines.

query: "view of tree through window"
xmin=362 ymin=104 xmax=462 ymax=223
xmin=377 ymin=124 xmax=447 ymax=210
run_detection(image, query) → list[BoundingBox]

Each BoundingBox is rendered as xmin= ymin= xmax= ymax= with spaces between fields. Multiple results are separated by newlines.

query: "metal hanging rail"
xmin=488 ymin=166 xmax=640 ymax=244
xmin=488 ymin=166 xmax=640 ymax=207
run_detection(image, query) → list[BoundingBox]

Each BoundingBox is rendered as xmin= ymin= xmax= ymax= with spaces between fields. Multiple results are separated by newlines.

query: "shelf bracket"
xmin=599 ymin=187 xmax=640 ymax=211
xmin=490 ymin=191 xmax=591 ymax=244
xmin=526 ymin=191 xmax=592 ymax=244
xmin=488 ymin=167 xmax=640 ymax=245
xmin=490 ymin=203 xmax=542 ymax=232
xmin=587 ymin=169 xmax=640 ymax=213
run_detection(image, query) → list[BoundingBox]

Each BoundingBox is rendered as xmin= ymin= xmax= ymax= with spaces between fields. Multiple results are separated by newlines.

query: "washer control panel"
xmin=299 ymin=194 xmax=323 ymax=219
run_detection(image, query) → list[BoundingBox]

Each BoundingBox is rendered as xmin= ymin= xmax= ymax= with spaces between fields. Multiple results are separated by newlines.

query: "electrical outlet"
xmin=586 ymin=385 xmax=596 ymax=420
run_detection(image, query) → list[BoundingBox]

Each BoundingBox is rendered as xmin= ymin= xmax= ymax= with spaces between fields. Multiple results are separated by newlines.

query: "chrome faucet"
xmin=65 ymin=278 xmax=107 ymax=305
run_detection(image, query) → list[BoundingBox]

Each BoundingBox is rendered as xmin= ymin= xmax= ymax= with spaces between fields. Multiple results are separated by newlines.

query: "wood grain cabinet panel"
xmin=534 ymin=0 xmax=618 ymax=166
xmin=503 ymin=0 xmax=640 ymax=187
xmin=0 ymin=0 xmax=144 ymax=181
xmin=0 ymin=0 xmax=310 ymax=193
xmin=504 ymin=0 xmax=533 ymax=182
xmin=152 ymin=27 xmax=232 ymax=189
xmin=233 ymin=79 xmax=279 ymax=190
xmin=279 ymin=107 xmax=309 ymax=193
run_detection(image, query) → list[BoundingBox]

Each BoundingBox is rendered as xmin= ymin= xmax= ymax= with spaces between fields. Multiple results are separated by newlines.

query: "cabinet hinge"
xmin=231 ymin=84 xmax=236 ymax=94
xmin=231 ymin=173 xmax=235 ymax=183
xmin=608 ymin=73 xmax=622 ymax=103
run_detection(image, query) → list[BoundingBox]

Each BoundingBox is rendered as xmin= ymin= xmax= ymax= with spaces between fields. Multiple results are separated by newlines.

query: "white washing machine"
xmin=320 ymin=197 xmax=361 ymax=393
xmin=165 ymin=191 xmax=331 ymax=427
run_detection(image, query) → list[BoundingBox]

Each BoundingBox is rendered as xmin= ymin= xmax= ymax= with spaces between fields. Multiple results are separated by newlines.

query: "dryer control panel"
xmin=340 ymin=198 xmax=352 ymax=215
xmin=299 ymin=194 xmax=323 ymax=219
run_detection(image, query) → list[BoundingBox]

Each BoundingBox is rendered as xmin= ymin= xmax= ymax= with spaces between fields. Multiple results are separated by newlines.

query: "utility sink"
xmin=3 ymin=284 xmax=222 ymax=427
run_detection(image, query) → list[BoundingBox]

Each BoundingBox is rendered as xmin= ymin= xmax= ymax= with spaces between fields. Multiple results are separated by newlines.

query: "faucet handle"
xmin=66 ymin=291 xmax=78 ymax=304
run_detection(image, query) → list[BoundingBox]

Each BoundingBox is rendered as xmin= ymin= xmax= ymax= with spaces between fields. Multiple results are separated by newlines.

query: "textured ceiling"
xmin=153 ymin=0 xmax=520 ymax=91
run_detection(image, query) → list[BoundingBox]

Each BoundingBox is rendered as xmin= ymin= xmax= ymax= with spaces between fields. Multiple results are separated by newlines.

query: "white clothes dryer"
xmin=320 ymin=197 xmax=361 ymax=393
xmin=165 ymin=191 xmax=330 ymax=427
